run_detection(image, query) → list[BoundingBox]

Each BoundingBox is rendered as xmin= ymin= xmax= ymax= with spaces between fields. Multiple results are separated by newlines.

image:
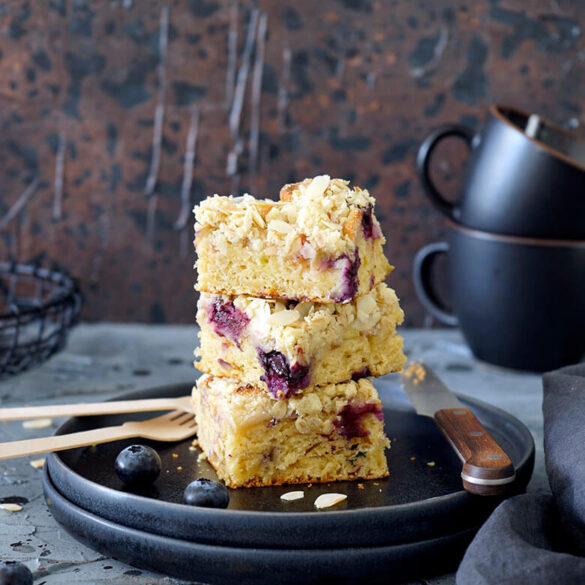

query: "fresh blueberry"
xmin=115 ymin=444 xmax=161 ymax=486
xmin=0 ymin=561 xmax=33 ymax=585
xmin=183 ymin=478 xmax=229 ymax=508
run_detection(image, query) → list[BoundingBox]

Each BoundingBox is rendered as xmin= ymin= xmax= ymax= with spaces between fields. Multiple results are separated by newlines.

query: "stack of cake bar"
xmin=192 ymin=176 xmax=406 ymax=488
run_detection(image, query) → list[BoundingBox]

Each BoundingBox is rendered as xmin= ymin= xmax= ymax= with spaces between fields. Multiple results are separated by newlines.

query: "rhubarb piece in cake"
xmin=193 ymin=375 xmax=390 ymax=488
xmin=194 ymin=283 xmax=406 ymax=399
xmin=194 ymin=176 xmax=391 ymax=303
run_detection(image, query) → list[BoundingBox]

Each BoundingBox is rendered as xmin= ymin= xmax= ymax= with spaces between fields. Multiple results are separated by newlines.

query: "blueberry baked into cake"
xmin=192 ymin=175 xmax=405 ymax=488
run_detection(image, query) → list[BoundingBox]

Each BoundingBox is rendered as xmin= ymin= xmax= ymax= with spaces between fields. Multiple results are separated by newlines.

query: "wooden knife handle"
xmin=435 ymin=407 xmax=516 ymax=496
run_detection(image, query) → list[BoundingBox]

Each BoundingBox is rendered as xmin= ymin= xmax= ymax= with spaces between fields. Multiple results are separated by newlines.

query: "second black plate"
xmin=44 ymin=467 xmax=477 ymax=585
xmin=47 ymin=376 xmax=534 ymax=549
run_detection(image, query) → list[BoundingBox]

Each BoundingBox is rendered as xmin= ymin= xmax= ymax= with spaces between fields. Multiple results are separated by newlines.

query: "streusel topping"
xmin=194 ymin=176 xmax=383 ymax=259
xmin=196 ymin=375 xmax=380 ymax=436
xmin=197 ymin=284 xmax=403 ymax=361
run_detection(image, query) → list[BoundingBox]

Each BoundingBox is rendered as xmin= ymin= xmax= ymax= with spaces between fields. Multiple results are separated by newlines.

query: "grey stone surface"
xmin=0 ymin=325 xmax=546 ymax=585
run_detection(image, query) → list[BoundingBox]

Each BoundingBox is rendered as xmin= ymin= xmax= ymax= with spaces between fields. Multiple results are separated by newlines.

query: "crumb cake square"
xmin=195 ymin=283 xmax=406 ymax=399
xmin=194 ymin=175 xmax=391 ymax=303
xmin=193 ymin=375 xmax=390 ymax=488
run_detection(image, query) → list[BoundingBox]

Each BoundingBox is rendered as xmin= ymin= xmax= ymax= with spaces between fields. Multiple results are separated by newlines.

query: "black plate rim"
xmin=42 ymin=465 xmax=478 ymax=585
xmin=48 ymin=381 xmax=534 ymax=520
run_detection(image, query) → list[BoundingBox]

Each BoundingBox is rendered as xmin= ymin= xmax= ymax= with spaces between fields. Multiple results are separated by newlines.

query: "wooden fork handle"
xmin=0 ymin=398 xmax=189 ymax=421
xmin=0 ymin=424 xmax=136 ymax=460
xmin=434 ymin=407 xmax=516 ymax=496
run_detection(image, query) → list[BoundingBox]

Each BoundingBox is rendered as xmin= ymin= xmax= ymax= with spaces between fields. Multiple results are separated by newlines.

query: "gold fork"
xmin=0 ymin=410 xmax=197 ymax=460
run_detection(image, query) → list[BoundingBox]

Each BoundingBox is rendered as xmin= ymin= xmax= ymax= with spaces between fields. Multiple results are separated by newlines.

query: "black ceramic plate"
xmin=43 ymin=467 xmax=477 ymax=585
xmin=46 ymin=376 xmax=535 ymax=549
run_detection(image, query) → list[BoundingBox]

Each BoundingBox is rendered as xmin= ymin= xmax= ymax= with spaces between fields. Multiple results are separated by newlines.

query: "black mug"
xmin=417 ymin=104 xmax=585 ymax=239
xmin=413 ymin=222 xmax=585 ymax=372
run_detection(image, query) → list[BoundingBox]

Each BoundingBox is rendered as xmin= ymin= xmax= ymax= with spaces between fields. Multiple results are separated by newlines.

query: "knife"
xmin=400 ymin=362 xmax=516 ymax=496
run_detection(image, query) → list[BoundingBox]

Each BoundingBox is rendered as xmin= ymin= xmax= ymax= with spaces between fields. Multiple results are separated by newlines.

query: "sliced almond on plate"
xmin=314 ymin=493 xmax=347 ymax=509
xmin=280 ymin=491 xmax=304 ymax=502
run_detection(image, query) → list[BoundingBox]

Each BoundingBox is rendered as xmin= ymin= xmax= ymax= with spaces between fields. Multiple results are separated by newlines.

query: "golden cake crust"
xmin=220 ymin=467 xmax=389 ymax=489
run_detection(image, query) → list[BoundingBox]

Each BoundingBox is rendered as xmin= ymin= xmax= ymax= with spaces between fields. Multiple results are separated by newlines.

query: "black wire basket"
xmin=0 ymin=262 xmax=83 ymax=378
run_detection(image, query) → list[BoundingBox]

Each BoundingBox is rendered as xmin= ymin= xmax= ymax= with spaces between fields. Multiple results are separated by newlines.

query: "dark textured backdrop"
xmin=0 ymin=0 xmax=583 ymax=325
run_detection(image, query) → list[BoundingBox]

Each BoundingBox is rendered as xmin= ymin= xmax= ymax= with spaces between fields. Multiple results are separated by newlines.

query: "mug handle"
xmin=413 ymin=242 xmax=459 ymax=326
xmin=416 ymin=124 xmax=475 ymax=221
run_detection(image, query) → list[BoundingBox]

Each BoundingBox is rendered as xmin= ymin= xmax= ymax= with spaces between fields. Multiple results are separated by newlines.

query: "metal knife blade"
xmin=400 ymin=361 xmax=516 ymax=496
xmin=400 ymin=362 xmax=464 ymax=417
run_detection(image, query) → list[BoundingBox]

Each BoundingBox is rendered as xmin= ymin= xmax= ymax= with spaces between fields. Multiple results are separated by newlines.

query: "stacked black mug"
xmin=414 ymin=104 xmax=585 ymax=372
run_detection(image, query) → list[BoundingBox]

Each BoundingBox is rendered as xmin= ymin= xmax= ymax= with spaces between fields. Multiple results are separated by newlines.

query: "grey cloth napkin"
xmin=456 ymin=363 xmax=585 ymax=584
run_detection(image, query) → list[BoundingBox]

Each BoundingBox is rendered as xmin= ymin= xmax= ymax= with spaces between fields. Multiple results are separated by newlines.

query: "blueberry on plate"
xmin=0 ymin=561 xmax=33 ymax=585
xmin=183 ymin=478 xmax=229 ymax=508
xmin=115 ymin=444 xmax=161 ymax=486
